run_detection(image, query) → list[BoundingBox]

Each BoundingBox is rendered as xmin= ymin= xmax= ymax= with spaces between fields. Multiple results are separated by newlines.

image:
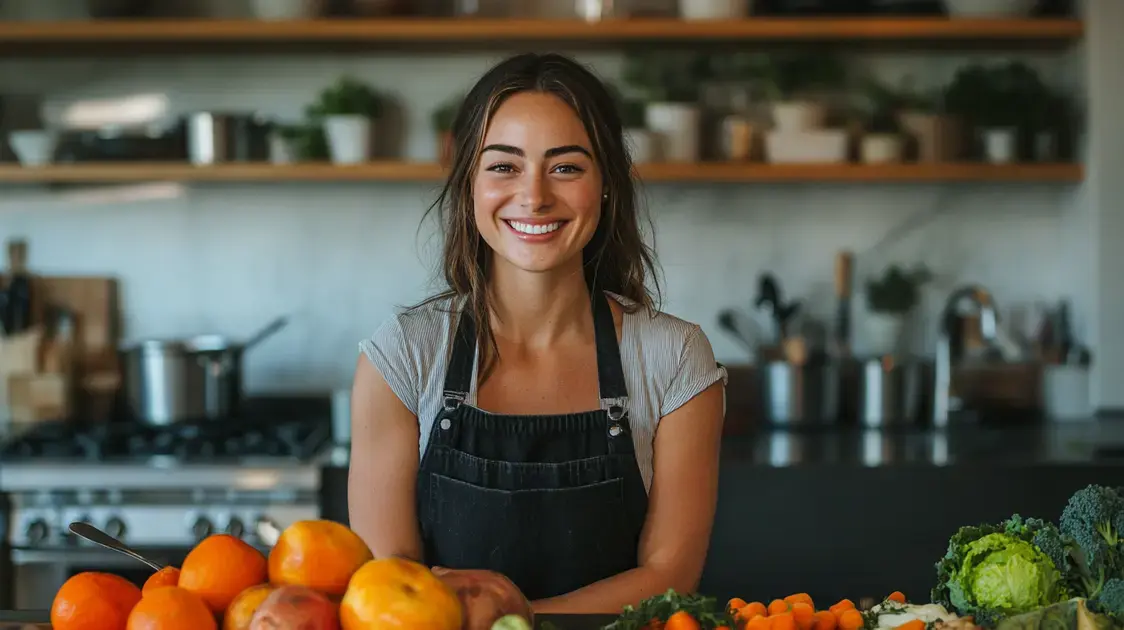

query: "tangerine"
xmin=339 ymin=557 xmax=462 ymax=630
xmin=142 ymin=567 xmax=180 ymax=594
xmin=223 ymin=584 xmax=276 ymax=630
xmin=51 ymin=572 xmax=143 ymax=630
xmin=127 ymin=586 xmax=216 ymax=630
xmin=178 ymin=534 xmax=268 ymax=614
xmin=268 ymin=520 xmax=373 ymax=596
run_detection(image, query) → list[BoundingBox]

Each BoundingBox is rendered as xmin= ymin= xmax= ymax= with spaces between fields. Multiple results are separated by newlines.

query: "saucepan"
xmin=121 ymin=316 xmax=288 ymax=426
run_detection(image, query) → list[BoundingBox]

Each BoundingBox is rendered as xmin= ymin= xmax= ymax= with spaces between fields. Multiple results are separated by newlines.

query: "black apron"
xmin=415 ymin=291 xmax=650 ymax=601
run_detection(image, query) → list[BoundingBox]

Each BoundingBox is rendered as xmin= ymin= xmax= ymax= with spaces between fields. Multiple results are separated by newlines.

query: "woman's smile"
xmin=502 ymin=218 xmax=569 ymax=241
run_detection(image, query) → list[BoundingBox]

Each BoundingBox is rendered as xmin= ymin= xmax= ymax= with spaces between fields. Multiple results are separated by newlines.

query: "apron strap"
xmin=440 ymin=292 xmax=631 ymax=413
xmin=441 ymin=306 xmax=476 ymax=410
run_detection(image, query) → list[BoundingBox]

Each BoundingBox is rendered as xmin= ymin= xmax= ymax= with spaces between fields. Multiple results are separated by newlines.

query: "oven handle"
xmin=9 ymin=547 xmax=191 ymax=567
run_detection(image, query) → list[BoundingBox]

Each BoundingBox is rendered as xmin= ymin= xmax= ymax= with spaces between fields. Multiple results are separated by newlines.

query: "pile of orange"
xmin=49 ymin=520 xmax=464 ymax=630
xmin=727 ymin=591 xmax=909 ymax=630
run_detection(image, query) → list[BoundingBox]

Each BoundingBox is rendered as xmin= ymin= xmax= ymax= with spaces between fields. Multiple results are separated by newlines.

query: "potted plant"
xmin=619 ymin=96 xmax=653 ymax=164
xmin=622 ymin=51 xmax=709 ymax=162
xmin=431 ymin=96 xmax=460 ymax=167
xmin=894 ymin=76 xmax=962 ymax=163
xmin=308 ymin=75 xmax=383 ymax=165
xmin=858 ymin=78 xmax=905 ymax=164
xmin=758 ymin=52 xmax=846 ymax=133
xmin=864 ymin=264 xmax=932 ymax=356
xmin=944 ymin=62 xmax=1040 ymax=164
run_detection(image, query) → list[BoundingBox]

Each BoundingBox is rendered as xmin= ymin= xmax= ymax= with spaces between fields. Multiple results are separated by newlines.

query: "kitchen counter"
xmin=0 ymin=611 xmax=616 ymax=629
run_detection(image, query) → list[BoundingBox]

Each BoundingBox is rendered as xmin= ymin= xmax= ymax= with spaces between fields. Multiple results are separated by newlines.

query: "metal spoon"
xmin=68 ymin=522 xmax=164 ymax=572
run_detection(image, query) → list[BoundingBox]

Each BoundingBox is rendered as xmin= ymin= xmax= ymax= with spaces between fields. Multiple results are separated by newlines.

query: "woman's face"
xmin=472 ymin=91 xmax=603 ymax=277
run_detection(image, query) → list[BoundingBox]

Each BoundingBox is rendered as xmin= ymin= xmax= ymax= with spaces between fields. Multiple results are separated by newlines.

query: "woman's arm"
xmin=531 ymin=379 xmax=726 ymax=614
xmin=348 ymin=355 xmax=425 ymax=561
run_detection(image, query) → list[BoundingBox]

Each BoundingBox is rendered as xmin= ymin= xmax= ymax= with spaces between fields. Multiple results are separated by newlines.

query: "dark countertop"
xmin=0 ymin=612 xmax=615 ymax=629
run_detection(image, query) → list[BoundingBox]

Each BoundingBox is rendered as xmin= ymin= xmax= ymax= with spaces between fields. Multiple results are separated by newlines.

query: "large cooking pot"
xmin=121 ymin=316 xmax=287 ymax=425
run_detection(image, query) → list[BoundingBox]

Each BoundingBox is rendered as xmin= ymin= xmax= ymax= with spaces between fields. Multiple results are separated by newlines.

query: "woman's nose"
xmin=519 ymin=170 xmax=552 ymax=211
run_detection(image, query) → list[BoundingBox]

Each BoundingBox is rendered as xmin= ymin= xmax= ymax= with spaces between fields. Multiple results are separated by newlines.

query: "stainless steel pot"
xmin=121 ymin=317 xmax=287 ymax=425
xmin=186 ymin=112 xmax=272 ymax=165
xmin=758 ymin=360 xmax=840 ymax=427
xmin=857 ymin=357 xmax=932 ymax=428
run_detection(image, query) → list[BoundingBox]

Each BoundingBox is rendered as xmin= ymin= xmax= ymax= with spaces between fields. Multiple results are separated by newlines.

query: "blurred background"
xmin=0 ymin=0 xmax=1121 ymax=615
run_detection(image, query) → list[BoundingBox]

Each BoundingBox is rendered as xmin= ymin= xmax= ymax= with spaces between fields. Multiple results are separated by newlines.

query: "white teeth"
xmin=507 ymin=220 xmax=562 ymax=235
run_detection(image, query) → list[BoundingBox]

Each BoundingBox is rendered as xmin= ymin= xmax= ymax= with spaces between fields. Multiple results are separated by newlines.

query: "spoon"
xmin=68 ymin=522 xmax=164 ymax=572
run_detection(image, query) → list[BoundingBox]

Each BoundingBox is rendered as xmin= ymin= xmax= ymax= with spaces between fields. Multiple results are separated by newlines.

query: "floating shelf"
xmin=0 ymin=162 xmax=1085 ymax=185
xmin=0 ymin=18 xmax=1083 ymax=54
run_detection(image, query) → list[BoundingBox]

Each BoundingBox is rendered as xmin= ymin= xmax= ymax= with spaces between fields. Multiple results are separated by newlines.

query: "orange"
xmin=222 ymin=584 xmax=276 ymax=630
xmin=269 ymin=520 xmax=373 ymax=596
xmin=177 ymin=534 xmax=268 ymax=614
xmin=768 ymin=599 xmax=790 ymax=616
xmin=791 ymin=602 xmax=815 ymax=630
xmin=812 ymin=610 xmax=837 ymax=630
xmin=747 ymin=615 xmax=771 ymax=630
xmin=771 ymin=612 xmax=797 ymax=630
xmin=727 ymin=598 xmax=748 ymax=612
xmin=740 ymin=602 xmax=768 ymax=620
xmin=142 ymin=567 xmax=180 ymax=594
xmin=665 ymin=611 xmax=701 ymax=630
xmin=127 ymin=586 xmax=216 ymax=630
xmin=51 ymin=572 xmax=143 ymax=630
xmin=339 ymin=557 xmax=462 ymax=630
xmin=785 ymin=593 xmax=815 ymax=610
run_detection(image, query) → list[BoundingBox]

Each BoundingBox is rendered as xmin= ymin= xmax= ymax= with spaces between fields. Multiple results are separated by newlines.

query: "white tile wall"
xmin=0 ymin=49 xmax=1090 ymax=395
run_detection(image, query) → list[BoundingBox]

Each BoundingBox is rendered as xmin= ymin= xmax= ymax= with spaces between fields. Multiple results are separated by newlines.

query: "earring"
xmin=602 ymin=192 xmax=609 ymax=200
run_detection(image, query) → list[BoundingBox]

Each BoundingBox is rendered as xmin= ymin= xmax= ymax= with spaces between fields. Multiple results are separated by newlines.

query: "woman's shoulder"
xmin=609 ymin=292 xmax=710 ymax=353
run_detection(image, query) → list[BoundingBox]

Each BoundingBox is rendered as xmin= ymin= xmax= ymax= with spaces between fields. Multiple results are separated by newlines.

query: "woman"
xmin=349 ymin=52 xmax=727 ymax=615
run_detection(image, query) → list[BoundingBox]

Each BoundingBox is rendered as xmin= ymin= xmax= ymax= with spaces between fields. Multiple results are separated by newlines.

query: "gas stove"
xmin=0 ymin=414 xmax=330 ymax=464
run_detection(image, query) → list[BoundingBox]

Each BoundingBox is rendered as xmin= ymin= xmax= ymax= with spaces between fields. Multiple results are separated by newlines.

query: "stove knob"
xmin=25 ymin=519 xmax=49 ymax=545
xmin=191 ymin=517 xmax=214 ymax=542
xmin=104 ymin=517 xmax=127 ymax=540
xmin=226 ymin=517 xmax=245 ymax=539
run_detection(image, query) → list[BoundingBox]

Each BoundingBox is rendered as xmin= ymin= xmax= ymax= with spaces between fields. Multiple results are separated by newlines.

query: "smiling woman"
xmin=349 ymin=53 xmax=728 ymax=621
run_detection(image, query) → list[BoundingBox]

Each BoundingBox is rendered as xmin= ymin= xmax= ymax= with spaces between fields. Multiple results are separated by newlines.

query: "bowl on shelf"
xmin=942 ymin=0 xmax=1036 ymax=17
xmin=8 ymin=130 xmax=58 ymax=167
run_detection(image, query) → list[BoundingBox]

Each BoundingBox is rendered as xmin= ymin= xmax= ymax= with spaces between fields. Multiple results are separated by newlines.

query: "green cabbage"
xmin=955 ymin=533 xmax=1068 ymax=613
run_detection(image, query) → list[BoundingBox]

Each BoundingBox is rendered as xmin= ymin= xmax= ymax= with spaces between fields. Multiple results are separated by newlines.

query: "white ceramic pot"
xmin=645 ymin=103 xmax=700 ymax=162
xmin=764 ymin=130 xmax=849 ymax=164
xmin=323 ymin=115 xmax=372 ymax=165
xmin=772 ymin=101 xmax=826 ymax=133
xmin=623 ymin=128 xmax=655 ymax=164
xmin=865 ymin=312 xmax=906 ymax=357
xmin=679 ymin=0 xmax=749 ymax=19
xmin=860 ymin=134 xmax=904 ymax=164
xmin=250 ymin=0 xmax=315 ymax=19
xmin=983 ymin=127 xmax=1017 ymax=164
xmin=9 ymin=130 xmax=57 ymax=167
xmin=943 ymin=0 xmax=1035 ymax=17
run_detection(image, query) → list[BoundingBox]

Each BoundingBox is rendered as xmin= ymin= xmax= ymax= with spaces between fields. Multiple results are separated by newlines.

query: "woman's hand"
xmin=431 ymin=567 xmax=533 ymax=630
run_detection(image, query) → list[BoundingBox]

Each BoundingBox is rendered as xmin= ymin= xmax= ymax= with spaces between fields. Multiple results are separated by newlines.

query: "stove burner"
xmin=0 ymin=414 xmax=331 ymax=463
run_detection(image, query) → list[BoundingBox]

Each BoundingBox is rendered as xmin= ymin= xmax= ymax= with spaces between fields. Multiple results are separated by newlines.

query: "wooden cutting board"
xmin=0 ymin=274 xmax=121 ymax=421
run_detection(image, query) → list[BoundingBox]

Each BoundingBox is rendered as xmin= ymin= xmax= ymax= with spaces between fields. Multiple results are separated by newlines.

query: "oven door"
xmin=9 ymin=545 xmax=193 ymax=611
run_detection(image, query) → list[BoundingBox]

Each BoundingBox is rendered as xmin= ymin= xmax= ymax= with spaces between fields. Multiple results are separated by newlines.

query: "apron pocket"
xmin=427 ymin=473 xmax=633 ymax=600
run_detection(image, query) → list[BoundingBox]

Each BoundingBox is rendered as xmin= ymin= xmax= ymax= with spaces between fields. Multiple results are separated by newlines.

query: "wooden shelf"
xmin=0 ymin=162 xmax=1085 ymax=185
xmin=0 ymin=18 xmax=1083 ymax=53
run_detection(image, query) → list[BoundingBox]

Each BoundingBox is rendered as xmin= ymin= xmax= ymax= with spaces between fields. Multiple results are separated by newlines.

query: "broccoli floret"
xmin=1059 ymin=485 xmax=1124 ymax=597
xmin=1090 ymin=577 xmax=1124 ymax=622
xmin=1006 ymin=514 xmax=1077 ymax=576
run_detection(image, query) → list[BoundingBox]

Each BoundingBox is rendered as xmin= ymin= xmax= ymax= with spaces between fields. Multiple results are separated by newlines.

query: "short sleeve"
xmin=358 ymin=316 xmax=420 ymax=415
xmin=659 ymin=326 xmax=729 ymax=418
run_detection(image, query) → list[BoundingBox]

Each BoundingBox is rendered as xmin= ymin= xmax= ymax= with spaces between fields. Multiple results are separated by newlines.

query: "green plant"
xmin=943 ymin=61 xmax=1046 ymax=129
xmin=757 ymin=51 xmax=847 ymax=101
xmin=308 ymin=75 xmax=383 ymax=118
xmin=864 ymin=264 xmax=932 ymax=313
xmin=431 ymin=96 xmax=461 ymax=133
xmin=606 ymin=83 xmax=648 ymax=128
xmin=621 ymin=51 xmax=710 ymax=103
xmin=860 ymin=77 xmax=904 ymax=133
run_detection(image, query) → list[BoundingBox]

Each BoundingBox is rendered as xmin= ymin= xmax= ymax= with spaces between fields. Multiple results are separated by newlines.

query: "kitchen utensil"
xmin=857 ymin=357 xmax=931 ymax=428
xmin=717 ymin=309 xmax=755 ymax=354
xmin=754 ymin=273 xmax=802 ymax=340
xmin=67 ymin=522 xmax=163 ymax=571
xmin=122 ymin=315 xmax=288 ymax=425
xmin=758 ymin=359 xmax=840 ymax=427
xmin=186 ymin=112 xmax=272 ymax=165
xmin=834 ymin=251 xmax=853 ymax=357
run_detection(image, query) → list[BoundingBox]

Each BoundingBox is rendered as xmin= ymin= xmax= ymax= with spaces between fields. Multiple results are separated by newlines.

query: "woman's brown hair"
xmin=416 ymin=52 xmax=661 ymax=380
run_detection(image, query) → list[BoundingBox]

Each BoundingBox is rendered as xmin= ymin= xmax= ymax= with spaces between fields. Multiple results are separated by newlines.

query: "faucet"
xmin=933 ymin=284 xmax=999 ymax=427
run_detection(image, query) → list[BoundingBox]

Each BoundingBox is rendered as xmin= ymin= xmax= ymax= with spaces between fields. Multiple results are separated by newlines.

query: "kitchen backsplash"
xmin=0 ymin=51 xmax=1091 ymax=393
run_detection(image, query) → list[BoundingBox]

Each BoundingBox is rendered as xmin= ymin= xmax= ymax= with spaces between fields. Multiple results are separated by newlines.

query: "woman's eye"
xmin=486 ymin=163 xmax=516 ymax=173
xmin=553 ymin=164 xmax=584 ymax=175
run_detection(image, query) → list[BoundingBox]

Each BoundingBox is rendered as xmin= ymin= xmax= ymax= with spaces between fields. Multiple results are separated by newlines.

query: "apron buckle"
xmin=442 ymin=392 xmax=466 ymax=411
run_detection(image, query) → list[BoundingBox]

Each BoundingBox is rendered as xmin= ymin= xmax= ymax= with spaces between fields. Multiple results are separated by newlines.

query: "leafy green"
xmin=1089 ymin=577 xmax=1124 ymax=623
xmin=933 ymin=517 xmax=1072 ymax=628
xmin=601 ymin=589 xmax=733 ymax=630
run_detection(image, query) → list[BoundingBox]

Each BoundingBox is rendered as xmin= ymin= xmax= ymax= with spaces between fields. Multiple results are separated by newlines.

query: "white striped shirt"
xmin=359 ymin=291 xmax=728 ymax=493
